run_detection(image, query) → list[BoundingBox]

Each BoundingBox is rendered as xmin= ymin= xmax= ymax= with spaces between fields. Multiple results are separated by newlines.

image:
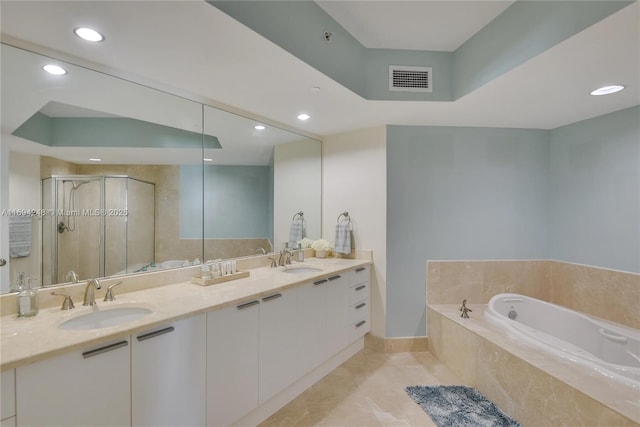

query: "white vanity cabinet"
xmin=207 ymin=298 xmax=260 ymax=427
xmin=297 ymin=277 xmax=328 ymax=376
xmin=131 ymin=314 xmax=206 ymax=427
xmin=207 ymin=287 xmax=299 ymax=425
xmin=259 ymin=287 xmax=298 ymax=404
xmin=298 ymin=273 xmax=350 ymax=377
xmin=16 ymin=338 xmax=131 ymax=427
xmin=1 ymin=369 xmax=15 ymax=427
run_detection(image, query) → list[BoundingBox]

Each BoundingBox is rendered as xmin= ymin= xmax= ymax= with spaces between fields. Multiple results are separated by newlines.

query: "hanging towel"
xmin=334 ymin=223 xmax=353 ymax=255
xmin=289 ymin=220 xmax=304 ymax=248
xmin=9 ymin=215 xmax=32 ymax=258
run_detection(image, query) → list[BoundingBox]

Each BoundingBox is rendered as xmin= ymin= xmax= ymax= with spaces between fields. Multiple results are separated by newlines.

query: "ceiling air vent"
xmin=389 ymin=66 xmax=432 ymax=93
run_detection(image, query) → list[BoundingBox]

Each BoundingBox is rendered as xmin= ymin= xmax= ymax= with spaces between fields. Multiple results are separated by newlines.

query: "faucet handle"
xmin=103 ymin=281 xmax=123 ymax=302
xmin=51 ymin=291 xmax=75 ymax=310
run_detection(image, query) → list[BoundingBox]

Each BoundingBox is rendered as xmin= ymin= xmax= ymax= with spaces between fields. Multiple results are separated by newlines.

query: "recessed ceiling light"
xmin=203 ymin=158 xmax=213 ymax=162
xmin=74 ymin=27 xmax=104 ymax=42
xmin=590 ymin=85 xmax=625 ymax=96
xmin=43 ymin=64 xmax=67 ymax=75
xmin=89 ymin=158 xmax=102 ymax=162
xmin=254 ymin=125 xmax=266 ymax=131
xmin=297 ymin=113 xmax=310 ymax=121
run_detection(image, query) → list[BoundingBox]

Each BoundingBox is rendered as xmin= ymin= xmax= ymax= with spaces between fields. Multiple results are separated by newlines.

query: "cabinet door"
xmin=132 ymin=314 xmax=206 ymax=427
xmin=326 ymin=274 xmax=349 ymax=357
xmin=16 ymin=338 xmax=130 ymax=427
xmin=297 ymin=278 xmax=328 ymax=376
xmin=1 ymin=369 xmax=15 ymax=422
xmin=259 ymin=287 xmax=298 ymax=404
xmin=207 ymin=299 xmax=260 ymax=426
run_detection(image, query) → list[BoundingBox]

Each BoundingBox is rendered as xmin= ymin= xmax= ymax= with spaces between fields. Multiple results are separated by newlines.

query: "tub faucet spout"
xmin=459 ymin=299 xmax=472 ymax=318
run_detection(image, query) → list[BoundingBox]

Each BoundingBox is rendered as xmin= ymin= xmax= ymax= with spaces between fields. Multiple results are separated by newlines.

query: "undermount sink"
xmin=58 ymin=306 xmax=152 ymax=330
xmin=282 ymin=267 xmax=323 ymax=274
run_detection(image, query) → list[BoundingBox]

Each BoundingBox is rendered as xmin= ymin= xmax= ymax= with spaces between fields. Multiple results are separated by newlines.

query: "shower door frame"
xmin=43 ymin=175 xmax=106 ymax=285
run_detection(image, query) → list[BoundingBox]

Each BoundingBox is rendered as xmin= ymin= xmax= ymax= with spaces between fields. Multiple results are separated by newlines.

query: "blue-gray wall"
xmin=386 ymin=106 xmax=640 ymax=337
xmin=387 ymin=126 xmax=550 ymax=337
xmin=180 ymin=165 xmax=272 ymax=239
xmin=549 ymin=106 xmax=640 ymax=273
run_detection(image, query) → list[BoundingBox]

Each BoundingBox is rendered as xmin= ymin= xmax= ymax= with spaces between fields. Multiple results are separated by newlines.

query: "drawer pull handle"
xmin=262 ymin=293 xmax=282 ymax=302
xmin=237 ymin=300 xmax=260 ymax=310
xmin=355 ymin=285 xmax=366 ymax=291
xmin=82 ymin=340 xmax=128 ymax=359
xmin=355 ymin=303 xmax=367 ymax=310
xmin=328 ymin=275 xmax=341 ymax=281
xmin=355 ymin=320 xmax=367 ymax=328
xmin=313 ymin=279 xmax=328 ymax=286
xmin=355 ymin=267 xmax=366 ymax=272
xmin=137 ymin=326 xmax=175 ymax=342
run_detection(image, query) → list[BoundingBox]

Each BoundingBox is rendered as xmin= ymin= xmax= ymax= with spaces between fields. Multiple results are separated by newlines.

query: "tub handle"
xmin=502 ymin=298 xmax=524 ymax=303
xmin=599 ymin=328 xmax=627 ymax=344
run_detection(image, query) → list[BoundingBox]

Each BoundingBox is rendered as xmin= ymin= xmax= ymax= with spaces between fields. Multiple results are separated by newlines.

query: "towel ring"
xmin=337 ymin=211 xmax=352 ymax=229
xmin=292 ymin=211 xmax=304 ymax=222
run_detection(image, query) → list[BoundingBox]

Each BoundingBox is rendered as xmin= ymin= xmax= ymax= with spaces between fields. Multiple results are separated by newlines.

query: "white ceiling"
xmin=316 ymin=1 xmax=515 ymax=51
xmin=0 ymin=0 xmax=638 ymax=139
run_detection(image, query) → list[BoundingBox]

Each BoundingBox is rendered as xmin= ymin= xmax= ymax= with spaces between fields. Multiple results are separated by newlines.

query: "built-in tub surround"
xmin=428 ymin=305 xmax=639 ymax=426
xmin=427 ymin=259 xmax=640 ymax=426
xmin=427 ymin=260 xmax=639 ymax=330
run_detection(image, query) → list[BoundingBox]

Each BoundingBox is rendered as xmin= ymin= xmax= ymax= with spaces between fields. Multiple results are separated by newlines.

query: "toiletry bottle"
xmin=295 ymin=243 xmax=304 ymax=262
xmin=17 ymin=275 xmax=39 ymax=317
xmin=11 ymin=271 xmax=25 ymax=293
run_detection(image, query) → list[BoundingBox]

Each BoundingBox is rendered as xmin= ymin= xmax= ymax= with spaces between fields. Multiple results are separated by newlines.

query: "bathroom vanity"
xmin=0 ymin=258 xmax=371 ymax=427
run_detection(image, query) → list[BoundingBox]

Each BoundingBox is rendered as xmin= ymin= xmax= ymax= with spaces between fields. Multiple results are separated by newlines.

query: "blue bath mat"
xmin=406 ymin=385 xmax=521 ymax=427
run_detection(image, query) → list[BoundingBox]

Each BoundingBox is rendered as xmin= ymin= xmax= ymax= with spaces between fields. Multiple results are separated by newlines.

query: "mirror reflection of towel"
xmin=289 ymin=221 xmax=304 ymax=248
xmin=334 ymin=223 xmax=353 ymax=255
xmin=9 ymin=216 xmax=32 ymax=257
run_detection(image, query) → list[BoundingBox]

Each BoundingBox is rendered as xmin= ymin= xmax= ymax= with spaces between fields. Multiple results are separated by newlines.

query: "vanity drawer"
xmin=349 ymin=302 xmax=370 ymax=341
xmin=349 ymin=282 xmax=369 ymax=305
xmin=350 ymin=265 xmax=370 ymax=286
xmin=350 ymin=300 xmax=370 ymax=324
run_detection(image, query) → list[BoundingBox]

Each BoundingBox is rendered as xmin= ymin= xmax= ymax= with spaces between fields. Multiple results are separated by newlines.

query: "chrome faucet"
xmin=83 ymin=278 xmax=102 ymax=306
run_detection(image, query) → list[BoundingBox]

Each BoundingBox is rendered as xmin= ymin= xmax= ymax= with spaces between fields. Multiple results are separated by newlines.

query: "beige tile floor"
xmin=259 ymin=349 xmax=463 ymax=427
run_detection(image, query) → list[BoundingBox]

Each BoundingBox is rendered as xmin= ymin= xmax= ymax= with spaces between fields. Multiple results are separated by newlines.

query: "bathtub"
xmin=485 ymin=293 xmax=640 ymax=389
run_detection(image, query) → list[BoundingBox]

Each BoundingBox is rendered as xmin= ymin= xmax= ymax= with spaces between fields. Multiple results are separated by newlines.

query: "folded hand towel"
xmin=289 ymin=221 xmax=304 ymax=248
xmin=9 ymin=216 xmax=32 ymax=258
xmin=334 ymin=223 xmax=352 ymax=255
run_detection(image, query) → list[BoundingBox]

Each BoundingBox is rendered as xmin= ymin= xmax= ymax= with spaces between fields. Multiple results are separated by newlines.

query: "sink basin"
xmin=282 ymin=267 xmax=323 ymax=274
xmin=59 ymin=307 xmax=152 ymax=330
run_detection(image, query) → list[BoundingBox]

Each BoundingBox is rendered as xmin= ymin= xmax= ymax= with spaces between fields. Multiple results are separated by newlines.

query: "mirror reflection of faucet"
xmin=65 ymin=270 xmax=79 ymax=284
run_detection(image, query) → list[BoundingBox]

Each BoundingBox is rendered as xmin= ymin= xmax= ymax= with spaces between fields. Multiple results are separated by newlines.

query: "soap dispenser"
xmin=17 ymin=276 xmax=39 ymax=317
xmin=295 ymin=243 xmax=304 ymax=262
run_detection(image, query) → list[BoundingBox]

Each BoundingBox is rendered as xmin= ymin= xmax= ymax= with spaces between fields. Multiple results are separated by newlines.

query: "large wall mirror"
xmin=0 ymin=43 xmax=321 ymax=294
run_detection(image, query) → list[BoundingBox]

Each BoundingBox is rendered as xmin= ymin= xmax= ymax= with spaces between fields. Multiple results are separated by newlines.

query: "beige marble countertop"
xmin=1 ymin=257 xmax=371 ymax=371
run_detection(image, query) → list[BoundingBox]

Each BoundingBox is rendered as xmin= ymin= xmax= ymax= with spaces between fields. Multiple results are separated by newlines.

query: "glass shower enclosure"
xmin=41 ymin=175 xmax=155 ymax=286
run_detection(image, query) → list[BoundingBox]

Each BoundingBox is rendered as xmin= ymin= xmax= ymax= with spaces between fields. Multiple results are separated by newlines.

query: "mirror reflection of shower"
xmin=57 ymin=180 xmax=91 ymax=233
xmin=41 ymin=175 xmax=155 ymax=286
